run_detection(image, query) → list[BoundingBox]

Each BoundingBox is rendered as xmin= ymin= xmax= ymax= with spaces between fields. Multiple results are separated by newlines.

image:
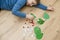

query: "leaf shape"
xmin=43 ymin=12 xmax=50 ymax=20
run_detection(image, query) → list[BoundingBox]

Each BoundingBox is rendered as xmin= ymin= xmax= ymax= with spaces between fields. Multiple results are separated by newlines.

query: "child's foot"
xmin=47 ymin=6 xmax=54 ymax=11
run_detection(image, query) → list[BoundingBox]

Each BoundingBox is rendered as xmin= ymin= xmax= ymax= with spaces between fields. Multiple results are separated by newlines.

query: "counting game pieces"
xmin=34 ymin=26 xmax=43 ymax=40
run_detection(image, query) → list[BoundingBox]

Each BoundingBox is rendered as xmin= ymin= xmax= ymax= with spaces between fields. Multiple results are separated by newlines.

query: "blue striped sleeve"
xmin=12 ymin=0 xmax=27 ymax=18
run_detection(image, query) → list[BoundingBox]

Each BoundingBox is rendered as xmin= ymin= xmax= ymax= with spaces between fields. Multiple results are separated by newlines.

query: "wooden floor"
xmin=0 ymin=0 xmax=60 ymax=40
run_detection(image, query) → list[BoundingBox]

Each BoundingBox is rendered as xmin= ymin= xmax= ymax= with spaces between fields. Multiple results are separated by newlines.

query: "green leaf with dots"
xmin=34 ymin=26 xmax=43 ymax=39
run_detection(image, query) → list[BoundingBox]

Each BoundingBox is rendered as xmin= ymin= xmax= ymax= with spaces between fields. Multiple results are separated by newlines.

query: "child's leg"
xmin=0 ymin=2 xmax=1 ymax=10
xmin=35 ymin=3 xmax=47 ymax=10
xmin=0 ymin=8 xmax=1 ymax=10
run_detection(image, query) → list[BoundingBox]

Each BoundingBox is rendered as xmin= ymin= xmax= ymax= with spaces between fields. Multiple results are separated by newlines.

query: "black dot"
xmin=23 ymin=26 xmax=25 ymax=28
xmin=27 ymin=26 xmax=29 ymax=28
xmin=25 ymin=23 xmax=26 ymax=24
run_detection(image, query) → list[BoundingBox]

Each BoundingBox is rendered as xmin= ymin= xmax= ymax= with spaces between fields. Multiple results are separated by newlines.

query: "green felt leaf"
xmin=36 ymin=33 xmax=43 ymax=39
xmin=34 ymin=26 xmax=43 ymax=39
xmin=34 ymin=26 xmax=41 ymax=34
xmin=43 ymin=12 xmax=50 ymax=20
xmin=37 ymin=18 xmax=45 ymax=25
xmin=31 ymin=13 xmax=36 ymax=19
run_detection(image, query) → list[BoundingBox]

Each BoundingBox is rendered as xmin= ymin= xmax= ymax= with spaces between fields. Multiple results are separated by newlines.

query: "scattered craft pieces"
xmin=26 ymin=19 xmax=28 ymax=21
xmin=34 ymin=26 xmax=43 ymax=39
xmin=37 ymin=18 xmax=45 ymax=25
xmin=32 ymin=24 xmax=34 ymax=26
xmin=43 ymin=12 xmax=50 ymax=20
xmin=29 ymin=20 xmax=35 ymax=26
xmin=27 ymin=26 xmax=29 ymax=28
xmin=25 ymin=22 xmax=26 ymax=24
xmin=23 ymin=26 xmax=25 ymax=28
xmin=22 ymin=24 xmax=33 ymax=36
xmin=31 ymin=13 xmax=36 ymax=19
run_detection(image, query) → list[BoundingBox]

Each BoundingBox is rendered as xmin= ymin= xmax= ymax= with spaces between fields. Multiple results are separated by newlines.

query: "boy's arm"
xmin=12 ymin=0 xmax=27 ymax=18
xmin=35 ymin=3 xmax=47 ymax=10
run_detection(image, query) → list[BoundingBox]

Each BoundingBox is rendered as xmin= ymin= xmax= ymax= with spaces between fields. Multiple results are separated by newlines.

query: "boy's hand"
xmin=26 ymin=14 xmax=34 ymax=20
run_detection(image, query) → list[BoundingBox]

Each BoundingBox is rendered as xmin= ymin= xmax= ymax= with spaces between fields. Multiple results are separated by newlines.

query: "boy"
xmin=0 ymin=0 xmax=54 ymax=20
